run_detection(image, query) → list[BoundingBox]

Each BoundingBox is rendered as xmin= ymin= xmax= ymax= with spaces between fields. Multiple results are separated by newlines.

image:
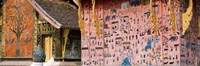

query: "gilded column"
xmin=0 ymin=1 xmax=5 ymax=58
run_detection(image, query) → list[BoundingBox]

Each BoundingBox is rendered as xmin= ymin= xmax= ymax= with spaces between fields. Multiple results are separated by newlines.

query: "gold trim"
xmin=78 ymin=0 xmax=86 ymax=39
xmin=168 ymin=0 xmax=176 ymax=35
xmin=150 ymin=0 xmax=158 ymax=36
xmin=92 ymin=0 xmax=100 ymax=38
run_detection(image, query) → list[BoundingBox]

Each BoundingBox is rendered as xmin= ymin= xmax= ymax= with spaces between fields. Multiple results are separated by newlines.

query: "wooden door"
xmin=43 ymin=35 xmax=53 ymax=62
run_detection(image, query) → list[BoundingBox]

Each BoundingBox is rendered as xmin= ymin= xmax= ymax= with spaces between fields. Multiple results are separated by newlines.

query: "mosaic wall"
xmin=4 ymin=0 xmax=34 ymax=58
xmin=180 ymin=0 xmax=199 ymax=66
xmin=81 ymin=0 xmax=199 ymax=66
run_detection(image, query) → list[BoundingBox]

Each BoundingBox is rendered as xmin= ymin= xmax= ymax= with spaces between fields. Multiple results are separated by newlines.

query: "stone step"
xmin=31 ymin=58 xmax=81 ymax=66
xmin=31 ymin=62 xmax=81 ymax=66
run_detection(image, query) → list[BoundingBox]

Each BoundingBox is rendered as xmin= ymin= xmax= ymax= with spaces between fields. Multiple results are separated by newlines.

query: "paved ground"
xmin=0 ymin=59 xmax=81 ymax=66
xmin=0 ymin=61 xmax=32 ymax=66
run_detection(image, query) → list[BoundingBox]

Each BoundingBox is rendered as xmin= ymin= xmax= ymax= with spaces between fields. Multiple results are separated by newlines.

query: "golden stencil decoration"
xmin=92 ymin=0 xmax=100 ymax=38
xmin=168 ymin=0 xmax=176 ymax=35
xmin=78 ymin=0 xmax=86 ymax=39
xmin=182 ymin=0 xmax=193 ymax=35
xmin=150 ymin=0 xmax=158 ymax=36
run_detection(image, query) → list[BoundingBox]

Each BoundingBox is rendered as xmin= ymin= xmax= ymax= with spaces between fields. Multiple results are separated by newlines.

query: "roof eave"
xmin=28 ymin=0 xmax=62 ymax=29
xmin=73 ymin=0 xmax=79 ymax=6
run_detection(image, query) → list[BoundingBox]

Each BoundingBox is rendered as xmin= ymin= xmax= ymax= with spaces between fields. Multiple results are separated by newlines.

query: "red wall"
xmin=4 ymin=0 xmax=34 ymax=58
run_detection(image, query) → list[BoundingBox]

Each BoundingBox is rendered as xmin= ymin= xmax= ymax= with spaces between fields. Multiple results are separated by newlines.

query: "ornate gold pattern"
xmin=92 ymin=0 xmax=100 ymax=38
xmin=182 ymin=0 xmax=193 ymax=35
xmin=78 ymin=0 xmax=86 ymax=39
xmin=150 ymin=0 xmax=158 ymax=36
xmin=168 ymin=0 xmax=176 ymax=35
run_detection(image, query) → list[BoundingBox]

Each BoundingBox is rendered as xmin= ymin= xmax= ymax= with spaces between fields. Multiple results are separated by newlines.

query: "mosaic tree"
xmin=6 ymin=0 xmax=32 ymax=57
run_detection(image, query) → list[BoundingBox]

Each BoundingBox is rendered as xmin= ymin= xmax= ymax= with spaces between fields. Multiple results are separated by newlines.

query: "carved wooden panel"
xmin=38 ymin=21 xmax=56 ymax=34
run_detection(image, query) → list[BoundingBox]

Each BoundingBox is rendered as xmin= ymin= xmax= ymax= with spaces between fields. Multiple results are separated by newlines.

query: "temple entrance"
xmin=64 ymin=29 xmax=81 ymax=61
xmin=36 ymin=20 xmax=60 ymax=62
xmin=42 ymin=35 xmax=55 ymax=62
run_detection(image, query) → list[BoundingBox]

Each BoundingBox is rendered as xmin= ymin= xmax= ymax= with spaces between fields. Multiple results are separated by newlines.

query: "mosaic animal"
xmin=111 ymin=8 xmax=117 ymax=14
xmin=145 ymin=40 xmax=152 ymax=51
xmin=130 ymin=0 xmax=141 ymax=6
xmin=147 ymin=29 xmax=151 ymax=35
xmin=121 ymin=57 xmax=131 ymax=66
xmin=144 ymin=12 xmax=150 ymax=17
xmin=185 ymin=41 xmax=190 ymax=49
xmin=153 ymin=36 xmax=159 ymax=43
xmin=191 ymin=43 xmax=196 ymax=50
xmin=5 ymin=38 xmax=15 ymax=44
xmin=106 ymin=16 xmax=110 ymax=21
xmin=121 ymin=1 xmax=130 ymax=9
xmin=169 ymin=36 xmax=178 ymax=42
xmin=112 ymin=15 xmax=117 ymax=20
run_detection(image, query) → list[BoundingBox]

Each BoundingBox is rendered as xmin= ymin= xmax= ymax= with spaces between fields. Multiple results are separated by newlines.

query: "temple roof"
xmin=29 ymin=0 xmax=79 ymax=29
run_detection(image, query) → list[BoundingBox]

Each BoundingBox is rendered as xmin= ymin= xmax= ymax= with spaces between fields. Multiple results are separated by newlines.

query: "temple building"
xmin=0 ymin=0 xmax=81 ymax=64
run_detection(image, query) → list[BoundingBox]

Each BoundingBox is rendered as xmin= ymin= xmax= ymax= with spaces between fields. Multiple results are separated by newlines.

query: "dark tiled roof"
xmin=30 ymin=0 xmax=79 ymax=29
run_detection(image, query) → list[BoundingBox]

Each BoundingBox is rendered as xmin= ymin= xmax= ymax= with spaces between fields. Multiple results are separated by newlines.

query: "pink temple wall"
xmin=180 ymin=0 xmax=199 ymax=66
xmin=81 ymin=0 xmax=199 ymax=66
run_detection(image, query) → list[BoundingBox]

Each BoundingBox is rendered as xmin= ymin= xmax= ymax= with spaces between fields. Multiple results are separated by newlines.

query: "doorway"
xmin=42 ymin=35 xmax=55 ymax=62
xmin=64 ymin=29 xmax=81 ymax=61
